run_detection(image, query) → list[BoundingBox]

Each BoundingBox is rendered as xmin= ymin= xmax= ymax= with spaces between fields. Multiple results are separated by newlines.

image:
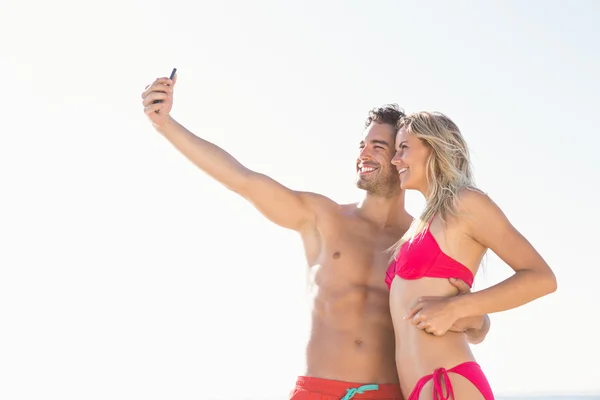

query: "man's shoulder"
xmin=298 ymin=191 xmax=339 ymax=206
xmin=298 ymin=192 xmax=358 ymax=216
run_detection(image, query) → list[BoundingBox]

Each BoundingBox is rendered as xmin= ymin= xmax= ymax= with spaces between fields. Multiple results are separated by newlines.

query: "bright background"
xmin=1 ymin=1 xmax=599 ymax=399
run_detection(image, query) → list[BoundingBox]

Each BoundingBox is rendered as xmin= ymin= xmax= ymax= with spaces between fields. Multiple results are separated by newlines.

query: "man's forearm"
xmin=155 ymin=117 xmax=252 ymax=191
xmin=154 ymin=116 xmax=316 ymax=231
xmin=465 ymin=315 xmax=490 ymax=344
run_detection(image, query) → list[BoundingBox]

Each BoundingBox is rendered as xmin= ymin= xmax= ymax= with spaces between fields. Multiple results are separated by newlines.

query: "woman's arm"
xmin=405 ymin=189 xmax=556 ymax=336
xmin=451 ymin=189 xmax=557 ymax=318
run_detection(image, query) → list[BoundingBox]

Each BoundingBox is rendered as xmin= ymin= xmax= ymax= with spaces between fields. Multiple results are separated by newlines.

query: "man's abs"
xmin=297 ymin=202 xmax=410 ymax=384
xmin=302 ymin=289 xmax=398 ymax=384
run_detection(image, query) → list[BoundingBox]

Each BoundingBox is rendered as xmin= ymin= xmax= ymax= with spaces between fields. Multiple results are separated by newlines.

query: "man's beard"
xmin=356 ymin=169 xmax=400 ymax=197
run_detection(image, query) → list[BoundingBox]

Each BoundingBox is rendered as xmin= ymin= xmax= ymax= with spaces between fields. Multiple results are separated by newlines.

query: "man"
xmin=141 ymin=75 xmax=490 ymax=400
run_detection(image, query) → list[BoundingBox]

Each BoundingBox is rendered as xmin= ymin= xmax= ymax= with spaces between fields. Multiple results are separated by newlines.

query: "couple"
xmin=141 ymin=74 xmax=557 ymax=400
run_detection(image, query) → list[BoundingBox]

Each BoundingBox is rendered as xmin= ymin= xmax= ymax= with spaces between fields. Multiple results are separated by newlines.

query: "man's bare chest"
xmin=311 ymin=221 xmax=399 ymax=288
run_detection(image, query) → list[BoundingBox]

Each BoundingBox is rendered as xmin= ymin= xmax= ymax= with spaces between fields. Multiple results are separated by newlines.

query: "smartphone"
xmin=153 ymin=68 xmax=177 ymax=105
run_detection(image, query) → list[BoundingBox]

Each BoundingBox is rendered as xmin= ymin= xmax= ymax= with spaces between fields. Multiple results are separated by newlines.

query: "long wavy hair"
xmin=390 ymin=111 xmax=478 ymax=259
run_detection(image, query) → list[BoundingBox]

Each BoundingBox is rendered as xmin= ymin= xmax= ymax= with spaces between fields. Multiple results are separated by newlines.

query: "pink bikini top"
xmin=385 ymin=221 xmax=474 ymax=289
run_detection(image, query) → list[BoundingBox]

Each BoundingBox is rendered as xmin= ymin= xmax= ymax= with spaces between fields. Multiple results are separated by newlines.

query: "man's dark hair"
xmin=364 ymin=104 xmax=406 ymax=129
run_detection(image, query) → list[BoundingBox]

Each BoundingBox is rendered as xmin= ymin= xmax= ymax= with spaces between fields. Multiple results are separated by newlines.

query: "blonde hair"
xmin=390 ymin=111 xmax=476 ymax=259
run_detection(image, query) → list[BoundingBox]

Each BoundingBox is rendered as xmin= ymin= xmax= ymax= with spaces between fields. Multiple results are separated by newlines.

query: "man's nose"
xmin=359 ymin=147 xmax=372 ymax=160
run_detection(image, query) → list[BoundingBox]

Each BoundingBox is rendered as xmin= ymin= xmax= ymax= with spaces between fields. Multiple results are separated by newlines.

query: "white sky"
xmin=1 ymin=0 xmax=599 ymax=399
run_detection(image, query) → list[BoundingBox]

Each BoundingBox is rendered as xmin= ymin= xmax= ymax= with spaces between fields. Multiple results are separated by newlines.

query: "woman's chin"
xmin=400 ymin=180 xmax=414 ymax=190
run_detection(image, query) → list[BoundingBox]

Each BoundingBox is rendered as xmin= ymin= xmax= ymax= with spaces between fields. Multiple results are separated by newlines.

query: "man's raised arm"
xmin=142 ymin=75 xmax=316 ymax=232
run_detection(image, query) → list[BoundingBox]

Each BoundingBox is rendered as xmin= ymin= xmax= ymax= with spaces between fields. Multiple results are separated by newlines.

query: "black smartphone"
xmin=153 ymin=68 xmax=177 ymax=105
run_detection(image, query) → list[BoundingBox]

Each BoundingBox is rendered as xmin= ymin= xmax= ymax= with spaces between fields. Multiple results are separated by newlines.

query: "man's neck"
xmin=356 ymin=190 xmax=411 ymax=228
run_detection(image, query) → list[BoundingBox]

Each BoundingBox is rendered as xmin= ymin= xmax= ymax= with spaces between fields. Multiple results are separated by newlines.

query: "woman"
xmin=386 ymin=112 xmax=557 ymax=400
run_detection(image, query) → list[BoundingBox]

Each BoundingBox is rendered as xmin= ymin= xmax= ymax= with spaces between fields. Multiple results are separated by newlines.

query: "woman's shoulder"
xmin=454 ymin=186 xmax=505 ymax=224
xmin=457 ymin=186 xmax=488 ymax=203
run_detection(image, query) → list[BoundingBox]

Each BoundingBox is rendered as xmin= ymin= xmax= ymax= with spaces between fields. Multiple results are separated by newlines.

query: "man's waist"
xmin=292 ymin=376 xmax=402 ymax=399
xmin=304 ymin=348 xmax=398 ymax=385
